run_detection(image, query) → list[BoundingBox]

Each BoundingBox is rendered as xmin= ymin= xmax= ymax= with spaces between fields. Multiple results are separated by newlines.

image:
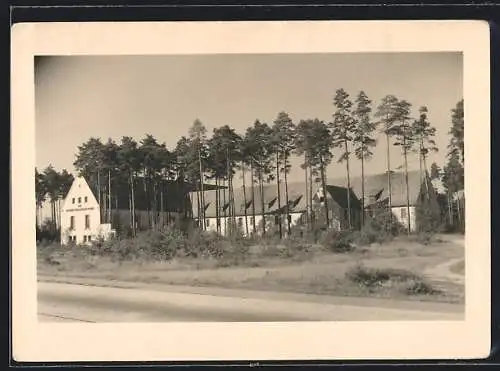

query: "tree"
xmin=139 ymin=134 xmax=169 ymax=230
xmin=375 ymin=94 xmax=400 ymax=228
xmin=174 ymin=136 xmax=193 ymax=220
xmin=35 ymin=167 xmax=47 ymax=228
xmin=102 ymin=138 xmax=120 ymax=225
xmin=117 ymin=136 xmax=141 ymax=236
xmin=352 ymin=90 xmax=378 ymax=227
xmin=295 ymin=119 xmax=333 ymax=229
xmin=391 ymin=99 xmax=415 ymax=234
xmin=331 ymin=88 xmax=356 ymax=230
xmin=187 ymin=119 xmax=209 ymax=230
xmin=430 ymin=162 xmax=441 ymax=180
xmin=239 ymin=136 xmax=255 ymax=236
xmin=443 ymin=99 xmax=465 ymax=232
xmin=294 ymin=120 xmax=314 ymax=230
xmin=449 ymin=99 xmax=464 ymax=165
xmin=412 ymin=106 xmax=438 ymax=199
xmin=73 ymin=137 xmax=106 ymax=220
xmin=245 ymin=120 xmax=274 ymax=235
xmin=207 ymin=125 xmax=242 ymax=236
xmin=271 ymin=111 xmax=296 ymax=237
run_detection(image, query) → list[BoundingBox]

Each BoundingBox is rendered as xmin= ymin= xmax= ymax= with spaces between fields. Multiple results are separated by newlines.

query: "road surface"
xmin=38 ymin=281 xmax=464 ymax=322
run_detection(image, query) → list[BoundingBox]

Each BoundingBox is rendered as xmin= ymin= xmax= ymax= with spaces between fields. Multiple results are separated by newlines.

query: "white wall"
xmin=60 ymin=177 xmax=107 ymax=245
xmin=200 ymin=212 xmax=305 ymax=237
xmin=391 ymin=206 xmax=416 ymax=232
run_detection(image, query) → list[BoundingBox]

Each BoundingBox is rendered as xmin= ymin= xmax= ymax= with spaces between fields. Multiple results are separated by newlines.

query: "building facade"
xmin=190 ymin=181 xmax=359 ymax=237
xmin=60 ymin=177 xmax=115 ymax=245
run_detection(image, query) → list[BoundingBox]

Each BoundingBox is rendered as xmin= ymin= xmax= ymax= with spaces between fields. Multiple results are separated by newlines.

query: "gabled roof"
xmin=191 ymin=181 xmax=311 ymax=219
xmin=61 ymin=176 xmax=99 ymax=210
xmin=325 ymin=185 xmax=361 ymax=210
xmin=327 ymin=170 xmax=427 ymax=208
xmin=190 ymin=180 xmax=359 ymax=219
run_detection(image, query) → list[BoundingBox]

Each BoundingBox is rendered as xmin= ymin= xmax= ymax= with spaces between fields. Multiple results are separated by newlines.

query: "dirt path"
xmin=423 ymin=258 xmax=465 ymax=285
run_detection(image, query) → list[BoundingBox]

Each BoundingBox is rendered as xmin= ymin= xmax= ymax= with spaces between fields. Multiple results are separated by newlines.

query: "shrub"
xmin=404 ymin=280 xmax=441 ymax=295
xmin=345 ymin=264 xmax=439 ymax=296
xmin=347 ymin=264 xmax=419 ymax=287
xmin=320 ymin=230 xmax=356 ymax=253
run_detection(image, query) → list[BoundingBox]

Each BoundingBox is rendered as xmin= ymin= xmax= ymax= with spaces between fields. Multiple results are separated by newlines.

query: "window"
xmin=70 ymin=216 xmax=75 ymax=230
xmin=206 ymin=219 xmax=210 ymax=227
xmin=84 ymin=196 xmax=88 ymax=203
xmin=401 ymin=208 xmax=407 ymax=219
xmin=85 ymin=215 xmax=90 ymax=229
xmin=72 ymin=198 xmax=75 ymax=204
xmin=238 ymin=218 xmax=243 ymax=227
xmin=250 ymin=216 xmax=254 ymax=225
xmin=88 ymin=235 xmax=91 ymax=242
xmin=78 ymin=197 xmax=81 ymax=203
xmin=83 ymin=236 xmax=87 ymax=243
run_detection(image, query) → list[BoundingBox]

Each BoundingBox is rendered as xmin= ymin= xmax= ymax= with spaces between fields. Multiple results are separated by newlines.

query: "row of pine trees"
xmin=35 ymin=90 xmax=465 ymax=239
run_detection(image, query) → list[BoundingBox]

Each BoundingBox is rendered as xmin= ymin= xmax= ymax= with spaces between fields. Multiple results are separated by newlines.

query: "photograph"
xmin=34 ymin=52 xmax=466 ymax=323
xmin=11 ymin=20 xmax=490 ymax=361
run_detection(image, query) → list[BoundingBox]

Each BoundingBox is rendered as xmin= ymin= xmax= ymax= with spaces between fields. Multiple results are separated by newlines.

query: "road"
xmin=38 ymin=281 xmax=464 ymax=322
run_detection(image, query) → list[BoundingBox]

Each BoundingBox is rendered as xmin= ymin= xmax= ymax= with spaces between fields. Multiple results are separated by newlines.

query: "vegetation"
xmin=37 ymin=228 xmax=465 ymax=303
xmin=36 ymin=92 xmax=466 ymax=244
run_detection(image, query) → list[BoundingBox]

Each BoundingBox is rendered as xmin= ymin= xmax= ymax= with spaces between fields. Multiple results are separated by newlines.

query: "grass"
xmin=449 ymin=259 xmax=465 ymax=275
xmin=37 ymin=231 xmax=465 ymax=304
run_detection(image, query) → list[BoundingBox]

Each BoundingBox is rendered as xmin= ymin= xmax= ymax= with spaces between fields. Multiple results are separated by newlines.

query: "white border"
xmin=11 ymin=20 xmax=491 ymax=361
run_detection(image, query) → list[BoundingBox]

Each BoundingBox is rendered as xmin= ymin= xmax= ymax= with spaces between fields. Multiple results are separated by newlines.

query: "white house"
xmin=190 ymin=181 xmax=359 ymax=237
xmin=60 ymin=176 xmax=115 ymax=246
xmin=328 ymin=170 xmax=439 ymax=233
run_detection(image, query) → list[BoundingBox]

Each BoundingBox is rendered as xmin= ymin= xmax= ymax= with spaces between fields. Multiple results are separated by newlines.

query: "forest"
xmin=35 ymin=90 xmax=465 ymax=242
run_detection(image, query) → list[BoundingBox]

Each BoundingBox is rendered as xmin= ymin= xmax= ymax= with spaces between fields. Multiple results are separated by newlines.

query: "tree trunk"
xmin=309 ymin=164 xmax=314 ymax=231
xmin=226 ymin=147 xmax=231 ymax=236
xmin=422 ymin=145 xmax=430 ymax=200
xmin=196 ymin=190 xmax=201 ymax=229
xmin=108 ymin=169 xmax=112 ymax=224
xmin=160 ymin=184 xmax=164 ymax=228
xmin=198 ymin=148 xmax=205 ymax=231
xmin=259 ymin=171 xmax=266 ymax=236
xmin=284 ymin=151 xmax=291 ymax=236
xmin=215 ymin=177 xmax=220 ymax=234
xmin=97 ymin=170 xmax=101 ymax=221
xmin=130 ymin=173 xmax=136 ymax=237
xmin=143 ymin=170 xmax=150 ymax=229
xmin=320 ymin=157 xmax=330 ymax=228
xmin=223 ymin=178 xmax=227 ymax=236
xmin=385 ymin=133 xmax=393 ymax=227
xmin=403 ymin=138 xmax=411 ymax=235
xmin=361 ymin=146 xmax=365 ymax=228
xmin=128 ymin=187 xmax=132 ymax=232
xmin=304 ymin=155 xmax=309 ymax=228
xmin=242 ymin=166 xmax=249 ymax=236
xmin=250 ymin=163 xmax=256 ymax=234
xmin=276 ymin=152 xmax=282 ymax=239
xmin=344 ymin=140 xmax=352 ymax=230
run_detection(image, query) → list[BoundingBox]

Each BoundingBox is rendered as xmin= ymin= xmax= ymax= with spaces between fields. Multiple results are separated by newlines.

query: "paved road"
xmin=38 ymin=281 xmax=464 ymax=323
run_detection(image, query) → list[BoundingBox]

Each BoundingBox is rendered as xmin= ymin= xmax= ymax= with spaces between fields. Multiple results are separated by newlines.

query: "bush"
xmin=346 ymin=264 xmax=439 ymax=296
xmin=346 ymin=264 xmax=418 ymax=288
xmin=320 ymin=230 xmax=356 ymax=253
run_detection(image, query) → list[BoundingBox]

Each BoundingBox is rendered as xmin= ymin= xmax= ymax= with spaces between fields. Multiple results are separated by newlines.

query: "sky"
xmin=35 ymin=52 xmax=462 ymax=187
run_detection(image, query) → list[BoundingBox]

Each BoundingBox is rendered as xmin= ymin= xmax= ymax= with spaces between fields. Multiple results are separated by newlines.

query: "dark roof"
xmin=190 ymin=180 xmax=359 ymax=219
xmin=190 ymin=181 xmax=311 ymax=219
xmin=325 ymin=185 xmax=361 ymax=210
xmin=328 ymin=170 xmax=427 ymax=208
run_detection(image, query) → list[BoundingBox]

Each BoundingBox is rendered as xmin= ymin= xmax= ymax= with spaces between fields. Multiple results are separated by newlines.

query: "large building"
xmin=189 ymin=180 xmax=360 ymax=237
xmin=328 ymin=170 xmax=440 ymax=232
xmin=44 ymin=170 xmax=439 ymax=244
